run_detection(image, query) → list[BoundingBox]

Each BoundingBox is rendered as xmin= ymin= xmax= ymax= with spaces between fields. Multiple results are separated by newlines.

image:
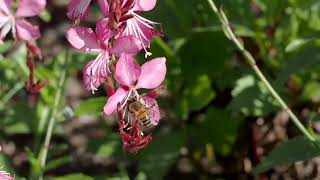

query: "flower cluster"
xmin=65 ymin=0 xmax=166 ymax=153
xmin=0 ymin=0 xmax=47 ymax=93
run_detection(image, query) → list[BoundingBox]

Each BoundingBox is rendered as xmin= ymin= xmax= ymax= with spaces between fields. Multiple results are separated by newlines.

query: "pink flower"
xmin=103 ymin=54 xmax=166 ymax=126
xmin=65 ymin=18 xmax=142 ymax=93
xmin=105 ymin=54 xmax=166 ymax=153
xmin=0 ymin=0 xmax=46 ymax=43
xmin=67 ymin=0 xmax=91 ymax=22
xmin=99 ymin=0 xmax=161 ymax=57
xmin=82 ymin=52 xmax=109 ymax=93
xmin=0 ymin=170 xmax=14 ymax=180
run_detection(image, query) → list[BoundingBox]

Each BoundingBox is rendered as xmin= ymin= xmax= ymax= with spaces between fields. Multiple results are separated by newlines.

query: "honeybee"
xmin=127 ymin=97 xmax=151 ymax=128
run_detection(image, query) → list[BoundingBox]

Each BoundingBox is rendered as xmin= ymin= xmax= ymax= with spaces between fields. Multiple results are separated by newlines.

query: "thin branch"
xmin=38 ymin=51 xmax=69 ymax=179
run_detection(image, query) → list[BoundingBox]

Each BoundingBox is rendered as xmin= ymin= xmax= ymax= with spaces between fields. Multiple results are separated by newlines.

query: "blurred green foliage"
xmin=0 ymin=0 xmax=320 ymax=179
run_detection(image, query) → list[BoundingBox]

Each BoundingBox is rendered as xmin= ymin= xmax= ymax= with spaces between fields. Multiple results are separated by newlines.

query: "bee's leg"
xmin=121 ymin=90 xmax=133 ymax=109
xmin=125 ymin=115 xmax=132 ymax=130
xmin=124 ymin=105 xmax=132 ymax=129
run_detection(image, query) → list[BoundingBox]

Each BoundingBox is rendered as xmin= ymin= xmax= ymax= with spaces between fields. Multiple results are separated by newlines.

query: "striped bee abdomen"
xmin=128 ymin=100 xmax=152 ymax=128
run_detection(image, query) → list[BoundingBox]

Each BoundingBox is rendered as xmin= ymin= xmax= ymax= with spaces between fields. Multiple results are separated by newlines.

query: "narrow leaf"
xmin=253 ymin=136 xmax=320 ymax=174
xmin=74 ymin=97 xmax=106 ymax=116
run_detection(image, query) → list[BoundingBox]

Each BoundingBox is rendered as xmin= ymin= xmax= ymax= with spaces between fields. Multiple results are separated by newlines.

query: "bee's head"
xmin=128 ymin=96 xmax=138 ymax=103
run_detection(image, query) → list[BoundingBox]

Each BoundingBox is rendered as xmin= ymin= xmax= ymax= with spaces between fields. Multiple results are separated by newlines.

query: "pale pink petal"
xmin=15 ymin=19 xmax=40 ymax=41
xmin=65 ymin=26 xmax=100 ymax=52
xmin=0 ymin=16 xmax=10 ymax=30
xmin=143 ymin=96 xmax=160 ymax=125
xmin=0 ymin=20 xmax=12 ymax=41
xmin=132 ymin=0 xmax=157 ymax=12
xmin=67 ymin=0 xmax=91 ymax=21
xmin=111 ymin=36 xmax=142 ymax=56
xmin=0 ymin=0 xmax=12 ymax=15
xmin=95 ymin=18 xmax=113 ymax=47
xmin=124 ymin=16 xmax=160 ymax=55
xmin=16 ymin=0 xmax=46 ymax=17
xmin=103 ymin=88 xmax=128 ymax=115
xmin=115 ymin=54 xmax=141 ymax=87
xmin=0 ymin=170 xmax=14 ymax=180
xmin=136 ymin=57 xmax=166 ymax=89
xmin=97 ymin=0 xmax=109 ymax=16
xmin=83 ymin=52 xmax=109 ymax=93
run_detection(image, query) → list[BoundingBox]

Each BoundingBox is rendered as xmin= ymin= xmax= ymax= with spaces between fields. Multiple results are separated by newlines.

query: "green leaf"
xmin=174 ymin=96 xmax=189 ymax=120
xmin=4 ymin=102 xmax=35 ymax=134
xmin=49 ymin=173 xmax=93 ymax=180
xmin=26 ymin=148 xmax=42 ymax=179
xmin=189 ymin=108 xmax=244 ymax=155
xmin=87 ymin=133 xmax=121 ymax=159
xmin=10 ymin=44 xmax=28 ymax=77
xmin=45 ymin=155 xmax=73 ymax=171
xmin=179 ymin=30 xmax=230 ymax=80
xmin=301 ymin=81 xmax=320 ymax=102
xmin=231 ymin=74 xmax=255 ymax=97
xmin=36 ymin=102 xmax=50 ymax=136
xmin=285 ymin=37 xmax=320 ymax=52
xmin=253 ymin=136 xmax=320 ymax=173
xmin=74 ymin=97 xmax=106 ymax=116
xmin=184 ymin=75 xmax=216 ymax=111
xmin=137 ymin=130 xmax=186 ymax=180
xmin=146 ymin=0 xmax=196 ymax=38
xmin=4 ymin=122 xmax=30 ymax=134
xmin=277 ymin=47 xmax=320 ymax=84
xmin=228 ymin=75 xmax=278 ymax=116
xmin=0 ymin=40 xmax=13 ymax=53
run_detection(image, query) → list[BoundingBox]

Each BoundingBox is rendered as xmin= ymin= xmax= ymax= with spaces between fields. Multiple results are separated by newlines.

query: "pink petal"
xmin=97 ymin=0 xmax=109 ymax=16
xmin=0 ymin=20 xmax=12 ymax=41
xmin=15 ymin=19 xmax=40 ymax=41
xmin=111 ymin=36 xmax=142 ymax=56
xmin=132 ymin=0 xmax=157 ymax=12
xmin=67 ymin=0 xmax=91 ymax=21
xmin=16 ymin=0 xmax=46 ymax=17
xmin=0 ymin=0 xmax=12 ymax=15
xmin=0 ymin=170 xmax=14 ymax=180
xmin=124 ymin=17 xmax=160 ymax=52
xmin=143 ymin=96 xmax=160 ymax=125
xmin=65 ymin=26 xmax=100 ymax=52
xmin=82 ymin=52 xmax=109 ymax=93
xmin=135 ymin=57 xmax=166 ymax=89
xmin=103 ymin=88 xmax=128 ymax=115
xmin=95 ymin=18 xmax=113 ymax=48
xmin=115 ymin=54 xmax=141 ymax=87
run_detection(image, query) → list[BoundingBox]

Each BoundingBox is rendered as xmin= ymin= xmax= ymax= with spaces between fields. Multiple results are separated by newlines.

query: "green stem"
xmin=0 ymin=82 xmax=24 ymax=109
xmin=38 ymin=52 xmax=69 ymax=179
xmin=207 ymin=0 xmax=315 ymax=141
